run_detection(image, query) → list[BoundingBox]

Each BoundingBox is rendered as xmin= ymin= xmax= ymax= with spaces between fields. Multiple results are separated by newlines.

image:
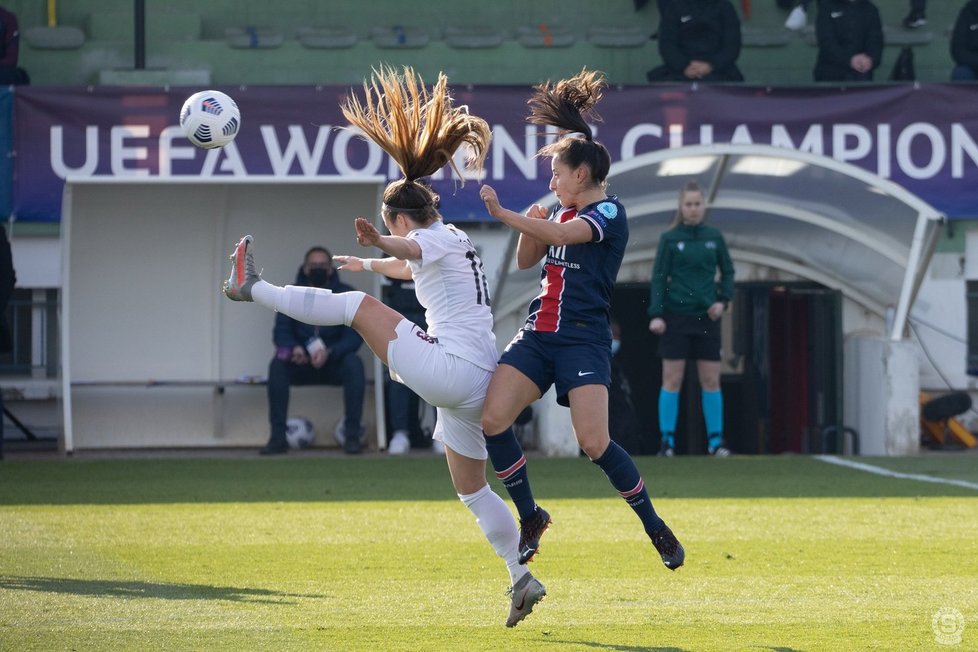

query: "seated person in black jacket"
xmin=813 ymin=0 xmax=883 ymax=83
xmin=262 ymin=246 xmax=365 ymax=455
xmin=951 ymin=1 xmax=978 ymax=81
xmin=0 ymin=5 xmax=28 ymax=85
xmin=647 ymin=0 xmax=744 ymax=83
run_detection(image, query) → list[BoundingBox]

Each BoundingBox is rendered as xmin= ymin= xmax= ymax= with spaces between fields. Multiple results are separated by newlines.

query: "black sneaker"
xmin=517 ymin=506 xmax=552 ymax=564
xmin=344 ymin=437 xmax=363 ymax=455
xmin=651 ymin=524 xmax=685 ymax=570
xmin=259 ymin=442 xmax=288 ymax=456
xmin=902 ymin=11 xmax=926 ymax=29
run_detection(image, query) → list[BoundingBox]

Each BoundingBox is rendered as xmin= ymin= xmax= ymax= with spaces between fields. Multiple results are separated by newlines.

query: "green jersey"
xmin=648 ymin=222 xmax=734 ymax=318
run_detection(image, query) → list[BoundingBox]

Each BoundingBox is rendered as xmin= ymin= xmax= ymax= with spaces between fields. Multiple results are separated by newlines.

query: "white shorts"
xmin=386 ymin=320 xmax=494 ymax=460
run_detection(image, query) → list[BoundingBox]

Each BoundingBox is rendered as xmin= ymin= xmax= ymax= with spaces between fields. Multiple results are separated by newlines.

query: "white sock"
xmin=252 ymin=282 xmax=365 ymax=326
xmin=250 ymin=279 xmax=283 ymax=311
xmin=458 ymin=484 xmax=528 ymax=585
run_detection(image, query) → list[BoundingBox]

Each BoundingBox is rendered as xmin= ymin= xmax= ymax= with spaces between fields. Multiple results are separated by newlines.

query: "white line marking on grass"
xmin=814 ymin=455 xmax=978 ymax=491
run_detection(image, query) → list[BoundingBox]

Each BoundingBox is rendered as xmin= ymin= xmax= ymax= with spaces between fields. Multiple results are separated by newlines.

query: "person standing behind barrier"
xmin=646 ymin=0 xmax=744 ymax=83
xmin=0 ymin=225 xmax=14 ymax=460
xmin=812 ymin=0 xmax=883 ymax=83
xmin=648 ymin=181 xmax=734 ymax=457
xmin=479 ymin=69 xmax=685 ymax=572
xmin=950 ymin=1 xmax=978 ymax=81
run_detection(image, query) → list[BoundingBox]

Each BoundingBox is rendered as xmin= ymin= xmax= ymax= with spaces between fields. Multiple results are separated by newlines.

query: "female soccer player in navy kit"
xmin=223 ymin=66 xmax=546 ymax=627
xmin=479 ymin=69 xmax=685 ymax=571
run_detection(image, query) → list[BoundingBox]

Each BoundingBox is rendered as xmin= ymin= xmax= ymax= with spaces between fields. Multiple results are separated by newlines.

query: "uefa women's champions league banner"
xmin=12 ymin=83 xmax=978 ymax=223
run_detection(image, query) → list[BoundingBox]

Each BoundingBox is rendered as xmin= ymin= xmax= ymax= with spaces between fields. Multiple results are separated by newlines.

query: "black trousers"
xmin=266 ymin=353 xmax=365 ymax=446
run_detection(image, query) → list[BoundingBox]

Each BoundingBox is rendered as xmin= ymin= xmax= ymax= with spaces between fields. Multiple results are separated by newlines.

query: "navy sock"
xmin=593 ymin=441 xmax=665 ymax=536
xmin=484 ymin=427 xmax=536 ymax=521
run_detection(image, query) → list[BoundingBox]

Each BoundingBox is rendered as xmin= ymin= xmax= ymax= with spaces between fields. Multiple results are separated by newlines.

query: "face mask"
xmin=610 ymin=339 xmax=621 ymax=356
xmin=307 ymin=268 xmax=330 ymax=288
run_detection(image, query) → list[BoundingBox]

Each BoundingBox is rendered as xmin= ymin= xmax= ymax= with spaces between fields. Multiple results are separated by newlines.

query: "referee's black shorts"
xmin=657 ymin=312 xmax=722 ymax=361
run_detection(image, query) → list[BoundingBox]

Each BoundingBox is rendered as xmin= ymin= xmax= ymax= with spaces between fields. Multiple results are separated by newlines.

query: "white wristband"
xmin=362 ymin=258 xmax=374 ymax=272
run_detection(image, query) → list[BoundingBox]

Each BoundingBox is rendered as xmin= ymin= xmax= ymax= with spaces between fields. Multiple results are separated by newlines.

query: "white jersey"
xmin=406 ymin=220 xmax=497 ymax=371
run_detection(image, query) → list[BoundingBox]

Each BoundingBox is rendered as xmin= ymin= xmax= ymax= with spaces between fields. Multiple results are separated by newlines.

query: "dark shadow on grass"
xmin=544 ymin=642 xmax=686 ymax=652
xmin=0 ymin=575 xmax=323 ymax=604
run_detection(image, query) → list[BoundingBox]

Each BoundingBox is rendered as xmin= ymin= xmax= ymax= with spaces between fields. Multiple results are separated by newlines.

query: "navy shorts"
xmin=498 ymin=329 xmax=611 ymax=407
xmin=657 ymin=312 xmax=722 ymax=361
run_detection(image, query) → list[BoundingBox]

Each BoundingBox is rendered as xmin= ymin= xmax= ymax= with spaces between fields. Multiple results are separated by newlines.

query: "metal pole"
xmin=134 ymin=0 xmax=146 ymax=70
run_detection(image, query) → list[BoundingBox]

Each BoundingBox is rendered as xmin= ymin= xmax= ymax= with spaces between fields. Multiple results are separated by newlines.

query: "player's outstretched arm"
xmin=334 ymin=255 xmax=412 ymax=280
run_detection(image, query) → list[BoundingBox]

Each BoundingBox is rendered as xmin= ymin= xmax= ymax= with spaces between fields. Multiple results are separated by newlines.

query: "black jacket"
xmin=272 ymin=265 xmax=363 ymax=360
xmin=0 ymin=227 xmax=14 ymax=354
xmin=813 ymin=0 xmax=883 ymax=82
xmin=653 ymin=0 xmax=743 ymax=82
xmin=951 ymin=1 xmax=978 ymax=72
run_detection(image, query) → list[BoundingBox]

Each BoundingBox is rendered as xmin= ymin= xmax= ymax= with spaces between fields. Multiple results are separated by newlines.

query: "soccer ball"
xmin=179 ymin=90 xmax=240 ymax=149
xmin=285 ymin=417 xmax=316 ymax=449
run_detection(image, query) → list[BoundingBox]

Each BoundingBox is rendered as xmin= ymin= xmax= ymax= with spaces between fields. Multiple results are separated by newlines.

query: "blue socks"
xmin=661 ymin=387 xmax=724 ymax=450
xmin=484 ymin=427 xmax=537 ymax=521
xmin=487 ymin=430 xmax=667 ymax=538
xmin=658 ymin=388 xmax=678 ymax=448
xmin=593 ymin=441 xmax=664 ymax=536
xmin=702 ymin=389 xmax=723 ymax=448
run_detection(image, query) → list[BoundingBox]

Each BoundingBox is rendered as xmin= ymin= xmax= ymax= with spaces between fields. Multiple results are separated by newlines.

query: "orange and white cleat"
xmin=223 ymin=235 xmax=260 ymax=302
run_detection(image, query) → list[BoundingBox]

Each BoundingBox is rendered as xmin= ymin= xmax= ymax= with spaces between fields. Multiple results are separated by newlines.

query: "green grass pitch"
xmin=1 ymin=454 xmax=976 ymax=650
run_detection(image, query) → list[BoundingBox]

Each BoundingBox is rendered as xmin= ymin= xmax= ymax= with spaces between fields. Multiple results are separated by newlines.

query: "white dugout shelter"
xmin=60 ymin=176 xmax=388 ymax=453
xmin=59 ymin=146 xmax=946 ymax=456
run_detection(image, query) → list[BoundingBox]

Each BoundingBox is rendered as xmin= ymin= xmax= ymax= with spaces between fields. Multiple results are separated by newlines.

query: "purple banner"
xmin=14 ymin=83 xmax=978 ymax=222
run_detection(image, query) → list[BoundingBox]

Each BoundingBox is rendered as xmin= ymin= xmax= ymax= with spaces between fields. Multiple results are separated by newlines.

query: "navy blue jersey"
xmin=522 ymin=196 xmax=628 ymax=342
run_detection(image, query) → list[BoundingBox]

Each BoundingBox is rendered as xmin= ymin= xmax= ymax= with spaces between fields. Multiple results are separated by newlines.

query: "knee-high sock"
xmin=592 ymin=440 xmax=665 ymax=537
xmin=702 ymin=388 xmax=723 ymax=442
xmin=658 ymin=388 xmax=678 ymax=446
xmin=252 ymin=281 xmax=364 ymax=327
xmin=458 ymin=484 xmax=528 ymax=585
xmin=484 ymin=427 xmax=537 ymax=521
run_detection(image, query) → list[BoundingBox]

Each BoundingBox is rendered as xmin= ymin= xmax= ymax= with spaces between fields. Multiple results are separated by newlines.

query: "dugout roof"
xmin=491 ymin=143 xmax=946 ymax=340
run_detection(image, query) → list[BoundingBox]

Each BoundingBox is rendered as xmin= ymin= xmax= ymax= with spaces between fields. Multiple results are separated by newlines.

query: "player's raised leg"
xmin=222 ymin=234 xmax=404 ymax=366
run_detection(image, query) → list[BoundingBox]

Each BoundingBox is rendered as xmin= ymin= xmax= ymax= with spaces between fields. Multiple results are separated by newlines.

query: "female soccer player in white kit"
xmin=222 ymin=66 xmax=546 ymax=627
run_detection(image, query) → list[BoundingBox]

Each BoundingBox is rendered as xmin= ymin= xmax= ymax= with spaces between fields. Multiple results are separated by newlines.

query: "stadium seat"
xmin=371 ymin=26 xmax=431 ymax=49
xmin=587 ymin=26 xmax=649 ymax=48
xmin=23 ymin=26 xmax=86 ymax=50
xmin=297 ymin=27 xmax=358 ymax=49
xmin=882 ymin=26 xmax=933 ymax=47
xmin=741 ymin=26 xmax=791 ymax=48
xmin=225 ymin=27 xmax=284 ymax=49
xmin=517 ymin=24 xmax=576 ymax=48
xmin=444 ymin=26 xmax=506 ymax=49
